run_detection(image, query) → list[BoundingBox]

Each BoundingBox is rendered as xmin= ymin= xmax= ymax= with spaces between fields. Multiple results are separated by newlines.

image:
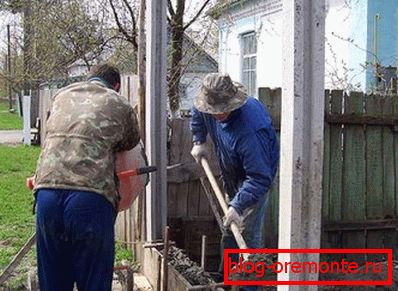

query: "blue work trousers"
xmin=220 ymin=194 xmax=268 ymax=291
xmin=36 ymin=189 xmax=115 ymax=291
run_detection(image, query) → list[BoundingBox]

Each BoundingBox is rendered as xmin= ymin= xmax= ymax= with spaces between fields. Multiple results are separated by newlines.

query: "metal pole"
xmin=201 ymin=235 xmax=207 ymax=270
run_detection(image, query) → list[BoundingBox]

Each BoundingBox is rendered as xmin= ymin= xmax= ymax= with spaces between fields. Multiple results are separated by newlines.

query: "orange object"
xmin=115 ymin=142 xmax=149 ymax=212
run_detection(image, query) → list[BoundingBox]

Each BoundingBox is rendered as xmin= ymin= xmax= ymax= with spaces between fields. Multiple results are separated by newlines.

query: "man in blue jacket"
xmin=190 ymin=73 xmax=279 ymax=290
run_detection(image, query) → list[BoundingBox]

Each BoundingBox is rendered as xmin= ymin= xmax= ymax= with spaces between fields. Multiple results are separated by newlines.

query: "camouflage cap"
xmin=194 ymin=73 xmax=248 ymax=114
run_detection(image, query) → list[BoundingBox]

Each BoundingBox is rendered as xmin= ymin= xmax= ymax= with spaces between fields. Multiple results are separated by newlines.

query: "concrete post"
xmin=145 ymin=0 xmax=168 ymax=241
xmin=23 ymin=95 xmax=31 ymax=146
xmin=278 ymin=1 xmax=326 ymax=290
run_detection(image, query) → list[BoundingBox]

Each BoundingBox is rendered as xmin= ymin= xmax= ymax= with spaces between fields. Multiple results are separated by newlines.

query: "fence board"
xmin=187 ymin=180 xmax=201 ymax=217
xmin=366 ymin=230 xmax=384 ymax=262
xmin=343 ymin=91 xmax=366 ymax=220
xmin=394 ymin=98 xmax=398 ymax=217
xmin=365 ymin=95 xmax=384 ymax=219
xmin=198 ymin=184 xmax=211 ymax=216
xmin=322 ymin=90 xmax=331 ymax=220
xmin=329 ymin=90 xmax=343 ymax=221
xmin=382 ymin=97 xmax=395 ymax=218
xmin=342 ymin=92 xmax=366 ymax=261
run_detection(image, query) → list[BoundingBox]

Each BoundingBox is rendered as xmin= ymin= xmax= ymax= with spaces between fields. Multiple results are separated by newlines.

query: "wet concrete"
xmin=167 ymin=246 xmax=214 ymax=286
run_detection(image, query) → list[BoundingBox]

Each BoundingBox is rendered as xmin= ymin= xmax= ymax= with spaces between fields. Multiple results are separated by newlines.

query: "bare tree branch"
xmin=121 ymin=0 xmax=137 ymax=33
xmin=109 ymin=0 xmax=137 ymax=49
xmin=183 ymin=0 xmax=211 ymax=30
xmin=167 ymin=0 xmax=175 ymax=18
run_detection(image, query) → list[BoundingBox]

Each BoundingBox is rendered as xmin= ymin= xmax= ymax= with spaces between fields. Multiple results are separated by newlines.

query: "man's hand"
xmin=190 ymin=142 xmax=208 ymax=163
xmin=223 ymin=207 xmax=242 ymax=228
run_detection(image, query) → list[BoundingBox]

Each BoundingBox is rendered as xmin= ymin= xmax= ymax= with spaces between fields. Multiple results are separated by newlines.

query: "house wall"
xmin=218 ymin=1 xmax=283 ymax=95
xmin=217 ymin=0 xmax=398 ymax=93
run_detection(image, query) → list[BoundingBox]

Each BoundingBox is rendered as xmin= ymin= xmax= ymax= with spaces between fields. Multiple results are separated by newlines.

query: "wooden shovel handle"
xmin=200 ymin=158 xmax=248 ymax=250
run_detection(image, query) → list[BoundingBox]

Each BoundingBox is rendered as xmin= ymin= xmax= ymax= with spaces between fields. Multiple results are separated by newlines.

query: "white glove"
xmin=223 ymin=207 xmax=242 ymax=228
xmin=190 ymin=142 xmax=208 ymax=163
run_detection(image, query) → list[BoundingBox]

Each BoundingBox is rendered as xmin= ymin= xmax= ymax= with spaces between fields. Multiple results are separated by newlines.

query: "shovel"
xmin=200 ymin=157 xmax=249 ymax=260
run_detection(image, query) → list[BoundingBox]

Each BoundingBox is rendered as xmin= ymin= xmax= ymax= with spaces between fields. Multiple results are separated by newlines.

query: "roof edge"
xmin=207 ymin=0 xmax=248 ymax=19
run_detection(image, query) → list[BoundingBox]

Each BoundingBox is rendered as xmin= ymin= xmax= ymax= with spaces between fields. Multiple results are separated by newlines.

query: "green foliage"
xmin=0 ymin=101 xmax=22 ymax=130
xmin=115 ymin=241 xmax=134 ymax=263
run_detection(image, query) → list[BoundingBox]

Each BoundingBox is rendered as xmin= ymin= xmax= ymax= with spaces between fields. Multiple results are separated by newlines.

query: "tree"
xmin=167 ymin=0 xmax=212 ymax=115
xmin=107 ymin=0 xmax=216 ymax=115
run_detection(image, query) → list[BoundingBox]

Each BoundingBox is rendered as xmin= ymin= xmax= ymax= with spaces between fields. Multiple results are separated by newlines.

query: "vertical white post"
xmin=145 ymin=0 xmax=168 ymax=241
xmin=23 ymin=95 xmax=31 ymax=146
xmin=278 ymin=1 xmax=325 ymax=290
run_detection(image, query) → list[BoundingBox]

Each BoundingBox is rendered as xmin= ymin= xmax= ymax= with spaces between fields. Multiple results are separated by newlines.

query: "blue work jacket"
xmin=190 ymin=97 xmax=279 ymax=214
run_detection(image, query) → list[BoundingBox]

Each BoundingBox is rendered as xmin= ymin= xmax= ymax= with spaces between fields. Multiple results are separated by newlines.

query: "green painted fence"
xmin=259 ymin=88 xmax=398 ymax=259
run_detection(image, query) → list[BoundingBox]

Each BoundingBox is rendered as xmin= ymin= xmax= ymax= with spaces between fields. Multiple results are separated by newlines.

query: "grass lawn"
xmin=0 ymin=101 xmax=23 ymax=130
xmin=0 ymin=145 xmax=40 ymax=271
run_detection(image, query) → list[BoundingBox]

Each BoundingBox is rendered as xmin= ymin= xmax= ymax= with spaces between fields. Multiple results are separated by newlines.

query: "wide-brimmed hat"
xmin=194 ymin=73 xmax=248 ymax=114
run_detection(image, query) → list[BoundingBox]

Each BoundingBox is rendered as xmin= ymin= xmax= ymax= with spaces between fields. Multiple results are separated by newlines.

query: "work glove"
xmin=223 ymin=206 xmax=242 ymax=228
xmin=190 ymin=142 xmax=208 ymax=163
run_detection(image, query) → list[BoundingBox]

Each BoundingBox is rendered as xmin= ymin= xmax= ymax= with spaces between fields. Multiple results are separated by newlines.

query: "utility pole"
xmin=7 ymin=24 xmax=12 ymax=110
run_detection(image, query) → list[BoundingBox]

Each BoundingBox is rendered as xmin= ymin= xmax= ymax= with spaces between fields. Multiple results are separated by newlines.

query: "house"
xmin=211 ymin=0 xmax=398 ymax=95
xmin=179 ymin=34 xmax=219 ymax=110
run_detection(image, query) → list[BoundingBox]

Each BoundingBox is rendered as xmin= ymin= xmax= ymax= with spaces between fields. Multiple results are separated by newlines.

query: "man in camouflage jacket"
xmin=33 ymin=64 xmax=140 ymax=291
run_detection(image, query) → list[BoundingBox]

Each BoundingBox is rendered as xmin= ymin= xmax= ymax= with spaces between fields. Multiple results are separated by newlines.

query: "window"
xmin=241 ymin=32 xmax=257 ymax=97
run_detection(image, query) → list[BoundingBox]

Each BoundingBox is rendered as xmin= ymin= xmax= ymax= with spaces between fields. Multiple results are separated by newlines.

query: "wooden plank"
xmin=199 ymin=178 xmax=224 ymax=232
xmin=322 ymin=90 xmax=331 ymax=220
xmin=382 ymin=97 xmax=395 ymax=218
xmin=366 ymin=230 xmax=384 ymax=262
xmin=325 ymin=114 xmax=398 ymax=126
xmin=321 ymin=90 xmax=331 ymax=250
xmin=329 ymin=90 xmax=343 ymax=222
xmin=167 ymin=184 xmax=178 ymax=218
xmin=0 ymin=234 xmax=36 ymax=285
xmin=198 ymin=181 xmax=211 ymax=216
xmin=365 ymin=95 xmax=384 ymax=219
xmin=324 ymin=218 xmax=398 ymax=231
xmin=394 ymin=98 xmax=398 ymax=217
xmin=342 ymin=91 xmax=365 ymax=221
xmin=187 ymin=179 xmax=200 ymax=217
xmin=342 ymin=231 xmax=366 ymax=265
xmin=175 ymin=182 xmax=189 ymax=218
xmin=341 ymin=91 xmax=366 ymax=259
xmin=384 ymin=230 xmax=398 ymax=258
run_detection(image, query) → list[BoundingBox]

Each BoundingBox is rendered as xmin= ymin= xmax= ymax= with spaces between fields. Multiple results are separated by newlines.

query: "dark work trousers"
xmin=36 ymin=189 xmax=115 ymax=291
xmin=220 ymin=193 xmax=268 ymax=291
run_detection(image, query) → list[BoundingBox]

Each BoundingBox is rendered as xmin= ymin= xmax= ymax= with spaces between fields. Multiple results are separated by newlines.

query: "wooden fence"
xmin=259 ymin=87 xmax=398 ymax=261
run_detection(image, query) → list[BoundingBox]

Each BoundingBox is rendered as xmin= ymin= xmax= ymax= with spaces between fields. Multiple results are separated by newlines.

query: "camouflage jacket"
xmin=34 ymin=80 xmax=140 ymax=209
